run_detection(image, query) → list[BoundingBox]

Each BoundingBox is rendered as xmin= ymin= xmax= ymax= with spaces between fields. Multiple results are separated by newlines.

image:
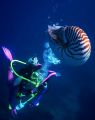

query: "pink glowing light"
xmin=8 ymin=69 xmax=14 ymax=81
xmin=42 ymin=71 xmax=56 ymax=84
xmin=2 ymin=47 xmax=13 ymax=61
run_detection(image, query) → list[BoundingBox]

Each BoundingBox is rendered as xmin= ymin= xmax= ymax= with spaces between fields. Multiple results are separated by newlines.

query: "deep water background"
xmin=0 ymin=0 xmax=95 ymax=120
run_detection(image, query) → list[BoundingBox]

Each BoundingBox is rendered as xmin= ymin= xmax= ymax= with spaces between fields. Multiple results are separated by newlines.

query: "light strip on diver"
xmin=15 ymin=93 xmax=37 ymax=110
xmin=10 ymin=59 xmax=37 ymax=85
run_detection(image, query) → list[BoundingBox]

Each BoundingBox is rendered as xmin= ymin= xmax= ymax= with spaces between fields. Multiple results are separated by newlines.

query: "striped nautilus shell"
xmin=48 ymin=25 xmax=91 ymax=66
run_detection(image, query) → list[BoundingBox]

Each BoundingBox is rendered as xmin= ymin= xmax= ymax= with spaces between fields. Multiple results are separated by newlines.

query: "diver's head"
xmin=28 ymin=57 xmax=38 ymax=65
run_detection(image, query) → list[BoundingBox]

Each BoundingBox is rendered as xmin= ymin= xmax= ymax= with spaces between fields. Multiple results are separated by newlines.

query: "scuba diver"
xmin=9 ymin=56 xmax=57 ymax=115
xmin=2 ymin=45 xmax=60 ymax=115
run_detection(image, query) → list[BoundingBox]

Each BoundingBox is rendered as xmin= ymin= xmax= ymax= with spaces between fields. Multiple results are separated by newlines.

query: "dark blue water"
xmin=0 ymin=0 xmax=95 ymax=120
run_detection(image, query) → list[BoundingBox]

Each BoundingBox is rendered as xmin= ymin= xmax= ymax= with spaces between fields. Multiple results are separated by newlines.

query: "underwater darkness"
xmin=0 ymin=0 xmax=95 ymax=120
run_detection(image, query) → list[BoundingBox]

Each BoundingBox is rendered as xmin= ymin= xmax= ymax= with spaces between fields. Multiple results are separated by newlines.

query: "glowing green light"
xmin=15 ymin=93 xmax=37 ymax=111
xmin=10 ymin=60 xmax=37 ymax=85
xmin=23 ymin=93 xmax=37 ymax=104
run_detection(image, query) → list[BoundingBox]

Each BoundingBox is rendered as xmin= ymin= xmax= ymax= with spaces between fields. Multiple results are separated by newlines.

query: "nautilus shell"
xmin=48 ymin=25 xmax=91 ymax=66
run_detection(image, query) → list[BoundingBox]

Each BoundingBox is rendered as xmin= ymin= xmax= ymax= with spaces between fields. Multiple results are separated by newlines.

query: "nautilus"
xmin=48 ymin=25 xmax=91 ymax=66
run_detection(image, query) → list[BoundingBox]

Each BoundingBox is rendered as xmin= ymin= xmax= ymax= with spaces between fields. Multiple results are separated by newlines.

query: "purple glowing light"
xmin=8 ymin=69 xmax=14 ymax=81
xmin=42 ymin=71 xmax=56 ymax=84
xmin=2 ymin=47 xmax=13 ymax=61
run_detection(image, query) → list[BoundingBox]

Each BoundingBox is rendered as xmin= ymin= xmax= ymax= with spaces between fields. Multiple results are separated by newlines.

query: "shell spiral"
xmin=48 ymin=25 xmax=91 ymax=66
